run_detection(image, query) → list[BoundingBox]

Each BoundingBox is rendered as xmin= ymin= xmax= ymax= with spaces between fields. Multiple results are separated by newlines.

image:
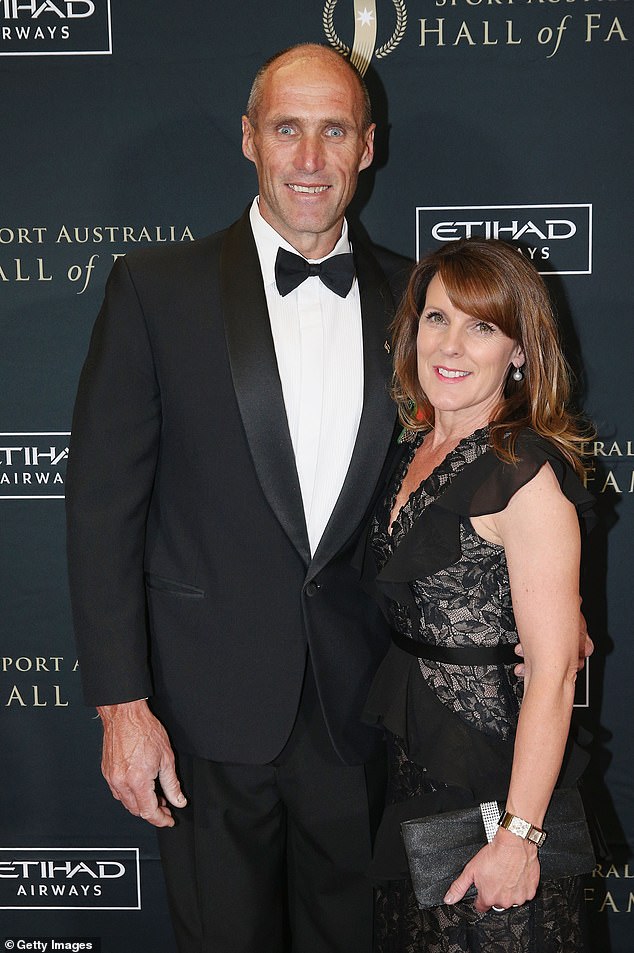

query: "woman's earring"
xmin=512 ymin=365 xmax=524 ymax=382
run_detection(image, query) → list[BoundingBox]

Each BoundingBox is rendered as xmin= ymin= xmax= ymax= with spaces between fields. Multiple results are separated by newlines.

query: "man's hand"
xmin=514 ymin=609 xmax=594 ymax=678
xmin=97 ymin=699 xmax=187 ymax=828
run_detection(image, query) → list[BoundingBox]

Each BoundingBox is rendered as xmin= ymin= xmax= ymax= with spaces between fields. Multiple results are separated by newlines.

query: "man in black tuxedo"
xmin=66 ymin=44 xmax=410 ymax=953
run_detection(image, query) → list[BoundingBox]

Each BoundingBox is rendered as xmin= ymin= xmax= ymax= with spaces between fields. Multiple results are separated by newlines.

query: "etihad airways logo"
xmin=0 ymin=848 xmax=140 ymax=909
xmin=323 ymin=0 xmax=407 ymax=76
xmin=417 ymin=204 xmax=593 ymax=276
xmin=0 ymin=433 xmax=69 ymax=499
xmin=0 ymin=0 xmax=112 ymax=56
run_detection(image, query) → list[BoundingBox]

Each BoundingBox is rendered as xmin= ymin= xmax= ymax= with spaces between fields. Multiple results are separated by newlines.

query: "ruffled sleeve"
xmin=378 ymin=430 xmax=595 ymax=583
xmin=438 ymin=430 xmax=595 ymax=521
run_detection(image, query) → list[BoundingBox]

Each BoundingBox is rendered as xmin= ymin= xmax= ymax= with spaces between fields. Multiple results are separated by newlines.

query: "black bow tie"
xmin=275 ymin=247 xmax=356 ymax=298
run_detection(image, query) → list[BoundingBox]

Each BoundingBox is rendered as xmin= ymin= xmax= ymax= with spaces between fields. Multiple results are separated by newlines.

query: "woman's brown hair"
xmin=391 ymin=238 xmax=591 ymax=474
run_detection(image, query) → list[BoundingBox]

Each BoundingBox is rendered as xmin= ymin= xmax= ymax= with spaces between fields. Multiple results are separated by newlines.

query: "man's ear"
xmin=241 ymin=116 xmax=255 ymax=163
xmin=358 ymin=123 xmax=376 ymax=172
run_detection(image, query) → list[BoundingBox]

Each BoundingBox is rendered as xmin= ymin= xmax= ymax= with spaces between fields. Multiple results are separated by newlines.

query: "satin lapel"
xmin=220 ymin=211 xmax=311 ymax=565
xmin=308 ymin=238 xmax=398 ymax=578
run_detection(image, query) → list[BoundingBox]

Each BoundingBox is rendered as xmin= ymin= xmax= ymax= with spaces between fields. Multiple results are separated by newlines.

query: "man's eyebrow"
xmin=265 ymin=115 xmax=356 ymax=131
xmin=321 ymin=117 xmax=356 ymax=130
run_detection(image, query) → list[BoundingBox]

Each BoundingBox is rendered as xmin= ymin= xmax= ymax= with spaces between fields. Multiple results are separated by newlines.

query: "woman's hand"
xmin=443 ymin=828 xmax=540 ymax=913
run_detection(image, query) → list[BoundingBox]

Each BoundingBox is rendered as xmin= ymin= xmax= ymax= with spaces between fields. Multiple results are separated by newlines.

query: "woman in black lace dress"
xmin=362 ymin=238 xmax=594 ymax=952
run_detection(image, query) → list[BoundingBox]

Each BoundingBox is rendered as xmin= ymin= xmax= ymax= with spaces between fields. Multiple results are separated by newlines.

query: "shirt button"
xmin=305 ymin=582 xmax=320 ymax=597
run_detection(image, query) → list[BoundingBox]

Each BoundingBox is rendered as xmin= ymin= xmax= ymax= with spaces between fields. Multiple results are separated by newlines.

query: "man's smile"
xmin=287 ymin=184 xmax=331 ymax=194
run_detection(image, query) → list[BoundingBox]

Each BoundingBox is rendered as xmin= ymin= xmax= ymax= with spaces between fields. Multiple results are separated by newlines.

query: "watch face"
xmin=508 ymin=816 xmax=531 ymax=838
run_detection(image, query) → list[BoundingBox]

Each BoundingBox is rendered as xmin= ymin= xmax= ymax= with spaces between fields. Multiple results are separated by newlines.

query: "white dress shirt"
xmin=249 ymin=198 xmax=364 ymax=555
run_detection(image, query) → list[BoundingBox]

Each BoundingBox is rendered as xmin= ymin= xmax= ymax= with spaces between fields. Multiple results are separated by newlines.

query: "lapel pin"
xmin=384 ymin=340 xmax=391 ymax=354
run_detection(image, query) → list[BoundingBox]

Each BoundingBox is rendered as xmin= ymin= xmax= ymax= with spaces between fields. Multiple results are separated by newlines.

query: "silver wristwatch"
xmin=498 ymin=811 xmax=547 ymax=848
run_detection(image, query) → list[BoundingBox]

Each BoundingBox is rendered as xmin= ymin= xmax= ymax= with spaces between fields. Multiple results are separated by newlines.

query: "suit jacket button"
xmin=305 ymin=582 xmax=320 ymax=597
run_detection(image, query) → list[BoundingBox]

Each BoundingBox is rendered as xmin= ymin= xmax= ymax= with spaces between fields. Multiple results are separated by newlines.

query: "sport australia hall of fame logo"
xmin=323 ymin=0 xmax=407 ymax=77
xmin=0 ymin=0 xmax=112 ymax=56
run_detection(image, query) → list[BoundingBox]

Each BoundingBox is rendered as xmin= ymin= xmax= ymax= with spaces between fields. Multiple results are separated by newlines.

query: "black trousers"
xmin=157 ymin=664 xmax=386 ymax=953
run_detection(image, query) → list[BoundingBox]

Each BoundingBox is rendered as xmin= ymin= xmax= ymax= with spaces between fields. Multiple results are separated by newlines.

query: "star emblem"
xmin=357 ymin=7 xmax=375 ymax=27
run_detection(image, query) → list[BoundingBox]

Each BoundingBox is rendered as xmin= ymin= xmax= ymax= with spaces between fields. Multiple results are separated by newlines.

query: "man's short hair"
xmin=246 ymin=43 xmax=372 ymax=130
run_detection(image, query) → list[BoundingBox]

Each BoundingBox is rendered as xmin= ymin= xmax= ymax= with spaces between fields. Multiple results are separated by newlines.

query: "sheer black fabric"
xmin=363 ymin=429 xmax=593 ymax=952
xmin=373 ymin=428 xmax=523 ymax=741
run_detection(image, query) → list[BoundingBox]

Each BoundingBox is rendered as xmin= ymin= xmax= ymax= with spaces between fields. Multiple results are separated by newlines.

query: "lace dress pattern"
xmin=372 ymin=428 xmax=521 ymax=740
xmin=370 ymin=429 xmax=588 ymax=953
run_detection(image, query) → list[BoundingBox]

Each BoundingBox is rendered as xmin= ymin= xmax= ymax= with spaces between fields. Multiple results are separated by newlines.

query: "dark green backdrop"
xmin=2 ymin=1 xmax=632 ymax=949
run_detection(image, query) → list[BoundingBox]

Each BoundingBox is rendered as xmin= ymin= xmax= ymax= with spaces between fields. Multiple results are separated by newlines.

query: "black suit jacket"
xmin=66 ymin=209 xmax=411 ymax=765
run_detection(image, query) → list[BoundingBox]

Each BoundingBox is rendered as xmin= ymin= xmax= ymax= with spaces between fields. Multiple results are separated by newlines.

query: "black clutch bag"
xmin=400 ymin=785 xmax=596 ymax=910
